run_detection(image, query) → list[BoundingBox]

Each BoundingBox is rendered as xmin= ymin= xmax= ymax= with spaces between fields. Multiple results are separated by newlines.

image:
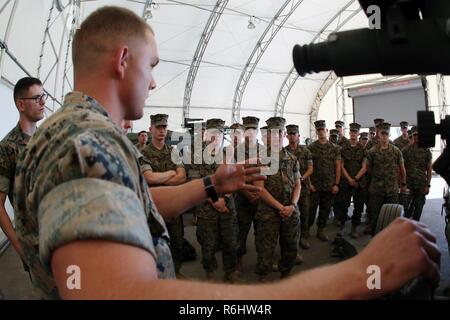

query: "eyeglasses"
xmin=18 ymin=93 xmax=48 ymax=104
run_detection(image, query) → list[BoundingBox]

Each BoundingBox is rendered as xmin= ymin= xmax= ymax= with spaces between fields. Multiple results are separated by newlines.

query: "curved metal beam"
xmin=274 ymin=0 xmax=361 ymax=118
xmin=231 ymin=0 xmax=304 ymax=123
xmin=183 ymin=0 xmax=229 ymax=123
xmin=309 ymin=72 xmax=337 ymax=139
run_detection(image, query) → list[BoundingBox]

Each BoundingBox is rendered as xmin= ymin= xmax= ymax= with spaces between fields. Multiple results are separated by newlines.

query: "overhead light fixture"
xmin=248 ymin=16 xmax=259 ymax=30
xmin=144 ymin=8 xmax=153 ymax=20
xmin=143 ymin=2 xmax=160 ymax=21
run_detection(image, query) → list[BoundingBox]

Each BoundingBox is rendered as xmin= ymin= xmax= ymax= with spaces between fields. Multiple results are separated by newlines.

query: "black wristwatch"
xmin=401 ymin=182 xmax=407 ymax=187
xmin=291 ymin=203 xmax=299 ymax=209
xmin=203 ymin=176 xmax=219 ymax=203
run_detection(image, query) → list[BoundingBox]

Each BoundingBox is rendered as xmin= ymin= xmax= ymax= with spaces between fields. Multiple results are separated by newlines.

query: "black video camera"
xmin=293 ymin=0 xmax=450 ymax=77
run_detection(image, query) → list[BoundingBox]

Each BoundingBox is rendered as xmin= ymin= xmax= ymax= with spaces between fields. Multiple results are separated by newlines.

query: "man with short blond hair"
xmin=14 ymin=6 xmax=440 ymax=300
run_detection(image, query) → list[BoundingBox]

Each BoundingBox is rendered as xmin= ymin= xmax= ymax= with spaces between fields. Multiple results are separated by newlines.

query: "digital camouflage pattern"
xmin=308 ymin=140 xmax=341 ymax=191
xmin=14 ymin=92 xmax=175 ymax=299
xmin=141 ymin=143 xmax=183 ymax=174
xmin=402 ymin=144 xmax=432 ymax=190
xmin=366 ymin=144 xmax=404 ymax=194
xmin=134 ymin=142 xmax=147 ymax=152
xmin=338 ymin=135 xmax=349 ymax=147
xmin=0 ymin=124 xmax=30 ymax=204
xmin=193 ymin=143 xmax=238 ymax=274
xmin=255 ymin=148 xmax=300 ymax=277
xmin=366 ymin=144 xmax=404 ymax=229
xmin=284 ymin=144 xmax=312 ymax=235
xmin=393 ymin=136 xmax=409 ymax=150
xmin=335 ymin=142 xmax=368 ymax=225
xmin=141 ymin=142 xmax=185 ymax=272
xmin=234 ymin=140 xmax=264 ymax=257
xmin=308 ymin=140 xmax=340 ymax=229
xmin=402 ymin=143 xmax=432 ymax=221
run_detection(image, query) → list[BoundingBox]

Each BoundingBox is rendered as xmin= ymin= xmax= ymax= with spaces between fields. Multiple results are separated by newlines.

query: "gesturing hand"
xmin=211 ymin=161 xmax=266 ymax=195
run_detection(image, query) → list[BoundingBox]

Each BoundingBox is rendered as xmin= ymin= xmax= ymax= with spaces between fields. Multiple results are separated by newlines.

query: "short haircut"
xmin=72 ymin=6 xmax=154 ymax=73
xmin=138 ymin=130 xmax=148 ymax=136
xmin=13 ymin=77 xmax=42 ymax=102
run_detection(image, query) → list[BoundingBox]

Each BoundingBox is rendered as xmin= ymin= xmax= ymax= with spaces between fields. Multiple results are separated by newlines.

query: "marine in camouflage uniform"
xmin=366 ymin=122 xmax=406 ymax=233
xmin=0 ymin=77 xmax=46 ymax=274
xmin=255 ymin=117 xmax=300 ymax=280
xmin=334 ymin=123 xmax=368 ymax=238
xmin=393 ymin=121 xmax=410 ymax=151
xmin=308 ymin=120 xmax=341 ymax=241
xmin=234 ymin=116 xmax=263 ymax=271
xmin=134 ymin=130 xmax=148 ymax=152
xmin=14 ymin=92 xmax=175 ymax=299
xmin=335 ymin=120 xmax=349 ymax=147
xmin=366 ymin=118 xmax=394 ymax=151
xmin=329 ymin=129 xmax=339 ymax=145
xmin=193 ymin=118 xmax=239 ymax=282
xmin=141 ymin=114 xmax=186 ymax=276
xmin=401 ymin=126 xmax=432 ymax=221
xmin=285 ymin=124 xmax=313 ymax=249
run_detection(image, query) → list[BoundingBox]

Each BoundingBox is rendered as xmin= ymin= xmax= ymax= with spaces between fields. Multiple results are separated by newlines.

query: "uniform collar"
xmin=63 ymin=91 xmax=110 ymax=118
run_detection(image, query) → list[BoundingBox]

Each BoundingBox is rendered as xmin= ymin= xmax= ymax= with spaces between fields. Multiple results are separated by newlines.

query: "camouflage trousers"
xmin=298 ymin=187 xmax=310 ymax=237
xmin=234 ymin=193 xmax=258 ymax=257
xmin=254 ymin=210 xmax=300 ymax=277
xmin=403 ymin=188 xmax=426 ymax=221
xmin=196 ymin=216 xmax=238 ymax=274
xmin=368 ymin=192 xmax=399 ymax=230
xmin=335 ymin=184 xmax=366 ymax=226
xmin=166 ymin=216 xmax=184 ymax=273
xmin=309 ymin=191 xmax=335 ymax=229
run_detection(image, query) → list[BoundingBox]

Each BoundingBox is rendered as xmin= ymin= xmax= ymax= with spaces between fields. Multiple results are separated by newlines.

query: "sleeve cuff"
xmin=0 ymin=175 xmax=10 ymax=195
xmin=38 ymin=178 xmax=156 ymax=272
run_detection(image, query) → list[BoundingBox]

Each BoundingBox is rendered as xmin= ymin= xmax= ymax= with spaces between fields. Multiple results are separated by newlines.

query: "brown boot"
xmin=363 ymin=225 xmax=372 ymax=235
xmin=270 ymin=262 xmax=279 ymax=272
xmin=351 ymin=225 xmax=359 ymax=239
xmin=206 ymin=271 xmax=215 ymax=280
xmin=258 ymin=275 xmax=269 ymax=283
xmin=316 ymin=228 xmax=329 ymax=241
xmin=295 ymin=253 xmax=304 ymax=265
xmin=299 ymin=237 xmax=311 ymax=249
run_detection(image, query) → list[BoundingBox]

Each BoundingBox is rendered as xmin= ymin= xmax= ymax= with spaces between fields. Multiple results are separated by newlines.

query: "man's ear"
xmin=16 ymin=100 xmax=25 ymax=113
xmin=115 ymin=46 xmax=130 ymax=80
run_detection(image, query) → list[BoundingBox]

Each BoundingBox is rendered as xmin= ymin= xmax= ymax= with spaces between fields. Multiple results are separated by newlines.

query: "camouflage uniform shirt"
xmin=393 ymin=136 xmax=409 ymax=151
xmin=340 ymin=142 xmax=368 ymax=188
xmin=402 ymin=144 xmax=432 ymax=190
xmin=256 ymin=148 xmax=301 ymax=220
xmin=284 ymin=144 xmax=312 ymax=193
xmin=308 ymin=140 xmax=341 ymax=191
xmin=0 ymin=123 xmax=30 ymax=204
xmin=14 ymin=92 xmax=175 ymax=299
xmin=366 ymin=144 xmax=404 ymax=193
xmin=141 ymin=143 xmax=183 ymax=185
xmin=194 ymin=143 xmax=235 ymax=220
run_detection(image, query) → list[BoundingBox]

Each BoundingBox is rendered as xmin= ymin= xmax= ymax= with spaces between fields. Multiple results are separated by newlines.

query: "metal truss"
xmin=308 ymin=72 xmax=337 ymax=139
xmin=335 ymin=77 xmax=345 ymax=122
xmin=36 ymin=0 xmax=81 ymax=111
xmin=438 ymin=74 xmax=448 ymax=119
xmin=183 ymin=0 xmax=229 ymax=124
xmin=274 ymin=0 xmax=361 ymax=121
xmin=231 ymin=0 xmax=304 ymax=124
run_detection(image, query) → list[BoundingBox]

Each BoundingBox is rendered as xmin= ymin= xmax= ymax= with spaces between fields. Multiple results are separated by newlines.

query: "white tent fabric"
xmin=0 ymin=0 xmax=370 ymax=138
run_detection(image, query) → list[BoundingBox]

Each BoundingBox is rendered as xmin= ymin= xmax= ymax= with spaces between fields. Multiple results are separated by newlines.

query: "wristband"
xmin=203 ymin=176 xmax=219 ymax=203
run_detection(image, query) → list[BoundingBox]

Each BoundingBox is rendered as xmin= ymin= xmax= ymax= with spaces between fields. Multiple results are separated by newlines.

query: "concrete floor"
xmin=1 ymin=178 xmax=449 ymax=299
